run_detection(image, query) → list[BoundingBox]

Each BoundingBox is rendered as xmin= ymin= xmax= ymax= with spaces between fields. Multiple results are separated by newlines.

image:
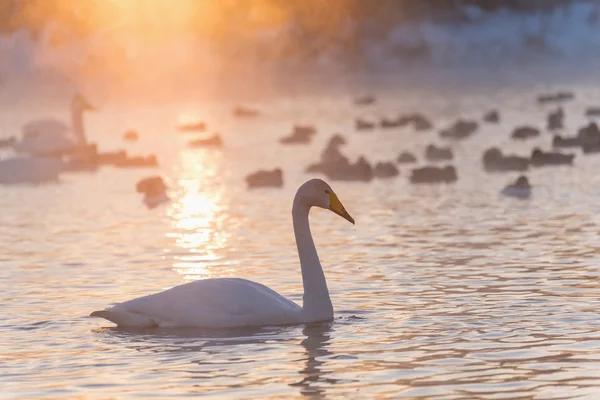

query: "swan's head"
xmin=72 ymin=93 xmax=96 ymax=112
xmin=296 ymin=179 xmax=355 ymax=224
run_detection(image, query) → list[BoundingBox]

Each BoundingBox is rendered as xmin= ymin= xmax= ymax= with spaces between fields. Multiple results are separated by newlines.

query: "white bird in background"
xmin=91 ymin=179 xmax=355 ymax=328
xmin=12 ymin=93 xmax=96 ymax=156
xmin=0 ymin=156 xmax=64 ymax=184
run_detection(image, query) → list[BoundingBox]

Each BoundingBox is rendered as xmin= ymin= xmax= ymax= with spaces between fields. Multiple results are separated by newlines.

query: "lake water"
xmin=2 ymin=82 xmax=600 ymax=399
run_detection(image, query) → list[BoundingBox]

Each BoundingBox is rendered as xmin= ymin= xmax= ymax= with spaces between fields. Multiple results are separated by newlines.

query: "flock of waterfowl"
xmin=3 ymin=90 xmax=590 ymax=328
xmin=0 ymin=94 xmax=159 ymax=188
xmin=2 ymin=89 xmax=598 ymax=207
xmin=88 ymin=89 xmax=600 ymax=328
xmin=177 ymin=89 xmax=599 ymax=201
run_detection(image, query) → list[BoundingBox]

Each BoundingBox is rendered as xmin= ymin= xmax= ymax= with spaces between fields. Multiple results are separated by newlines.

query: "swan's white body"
xmin=91 ymin=179 xmax=354 ymax=328
xmin=13 ymin=120 xmax=75 ymax=156
xmin=0 ymin=156 xmax=64 ymax=184
xmin=13 ymin=95 xmax=94 ymax=156
xmin=93 ymin=278 xmax=303 ymax=328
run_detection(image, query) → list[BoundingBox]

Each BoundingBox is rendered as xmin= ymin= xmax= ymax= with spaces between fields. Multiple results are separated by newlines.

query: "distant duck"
xmin=547 ymin=108 xmax=564 ymax=130
xmin=0 ymin=136 xmax=15 ymax=148
xmin=537 ymin=91 xmax=574 ymax=104
xmin=397 ymin=151 xmax=417 ymax=164
xmin=320 ymin=134 xmax=347 ymax=162
xmin=280 ymin=125 xmax=316 ymax=145
xmin=188 ymin=134 xmax=223 ymax=148
xmin=178 ymin=121 xmax=206 ymax=133
xmin=355 ymin=118 xmax=376 ymax=131
xmin=325 ymin=156 xmax=373 ymax=182
xmin=380 ymin=117 xmax=403 ymax=129
xmin=115 ymin=154 xmax=159 ymax=168
xmin=323 ymin=134 xmax=346 ymax=150
xmin=501 ymin=176 xmax=531 ymax=199
xmin=483 ymin=110 xmax=500 ymax=123
xmin=425 ymin=144 xmax=453 ymax=161
xmin=512 ymin=126 xmax=540 ymax=140
xmin=582 ymin=142 xmax=600 ymax=154
xmin=294 ymin=125 xmax=317 ymax=136
xmin=62 ymin=144 xmax=100 ymax=172
xmin=531 ymin=148 xmax=574 ymax=166
xmin=0 ymin=156 xmax=64 ymax=185
xmin=305 ymin=134 xmax=349 ymax=173
xmin=381 ymin=114 xmax=432 ymax=130
xmin=410 ymin=165 xmax=457 ymax=184
xmin=577 ymin=122 xmax=600 ymax=145
xmin=411 ymin=114 xmax=433 ymax=131
xmin=585 ymin=107 xmax=600 ymax=117
xmin=13 ymin=93 xmax=96 ymax=156
xmin=246 ymin=168 xmax=283 ymax=188
xmin=233 ymin=106 xmax=260 ymax=118
xmin=97 ymin=150 xmax=127 ymax=166
xmin=281 ymin=133 xmax=311 ymax=144
xmin=136 ymin=176 xmax=169 ymax=209
xmin=552 ymin=134 xmax=581 ymax=148
xmin=354 ymin=95 xmax=376 ymax=106
xmin=373 ymin=162 xmax=399 ymax=178
xmin=123 ymin=130 xmax=139 ymax=142
xmin=439 ymin=119 xmax=478 ymax=139
xmin=482 ymin=148 xmax=529 ymax=172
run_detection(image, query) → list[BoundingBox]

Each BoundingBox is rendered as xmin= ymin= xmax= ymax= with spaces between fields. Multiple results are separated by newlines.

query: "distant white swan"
xmin=13 ymin=94 xmax=95 ymax=156
xmin=0 ymin=157 xmax=63 ymax=184
xmin=91 ymin=178 xmax=355 ymax=328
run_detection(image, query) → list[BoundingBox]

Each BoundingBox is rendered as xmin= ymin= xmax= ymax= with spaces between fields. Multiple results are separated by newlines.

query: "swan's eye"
xmin=324 ymin=189 xmax=330 ymax=194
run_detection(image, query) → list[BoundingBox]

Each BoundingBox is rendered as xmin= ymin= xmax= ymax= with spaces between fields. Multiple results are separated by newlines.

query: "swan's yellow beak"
xmin=329 ymin=192 xmax=355 ymax=224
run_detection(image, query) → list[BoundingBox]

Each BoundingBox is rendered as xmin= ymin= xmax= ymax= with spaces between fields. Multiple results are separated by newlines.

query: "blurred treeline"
xmin=0 ymin=0 xmax=576 ymax=41
xmin=0 ymin=0 xmax=581 ymax=72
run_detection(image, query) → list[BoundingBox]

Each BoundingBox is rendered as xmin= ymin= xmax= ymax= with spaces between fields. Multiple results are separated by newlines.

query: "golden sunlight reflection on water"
xmin=167 ymin=149 xmax=230 ymax=281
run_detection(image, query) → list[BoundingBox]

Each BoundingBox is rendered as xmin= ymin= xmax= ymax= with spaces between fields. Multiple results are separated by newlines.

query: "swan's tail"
xmin=90 ymin=310 xmax=112 ymax=319
xmin=90 ymin=309 xmax=158 ymax=327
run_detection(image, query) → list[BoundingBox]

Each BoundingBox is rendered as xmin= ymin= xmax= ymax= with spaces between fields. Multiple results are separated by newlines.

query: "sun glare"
xmin=166 ymin=149 xmax=229 ymax=282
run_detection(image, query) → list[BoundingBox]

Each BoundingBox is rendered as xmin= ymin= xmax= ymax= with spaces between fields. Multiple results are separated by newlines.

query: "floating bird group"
xmin=483 ymin=148 xmax=529 ymax=172
xmin=0 ymin=94 xmax=159 ymax=185
xmin=4 ymin=88 xmax=596 ymax=208
xmin=240 ymin=89 xmax=596 ymax=200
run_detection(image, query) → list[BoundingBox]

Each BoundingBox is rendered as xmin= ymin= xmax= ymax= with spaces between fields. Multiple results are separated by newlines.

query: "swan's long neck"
xmin=292 ymin=202 xmax=333 ymax=320
xmin=71 ymin=105 xmax=86 ymax=145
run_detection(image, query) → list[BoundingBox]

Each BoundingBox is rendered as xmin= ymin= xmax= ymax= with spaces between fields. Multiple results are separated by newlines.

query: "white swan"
xmin=91 ymin=178 xmax=355 ymax=328
xmin=13 ymin=94 xmax=95 ymax=156
xmin=0 ymin=156 xmax=64 ymax=184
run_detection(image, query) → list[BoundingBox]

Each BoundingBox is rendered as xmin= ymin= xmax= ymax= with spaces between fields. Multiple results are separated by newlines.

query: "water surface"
xmin=2 ymin=85 xmax=600 ymax=399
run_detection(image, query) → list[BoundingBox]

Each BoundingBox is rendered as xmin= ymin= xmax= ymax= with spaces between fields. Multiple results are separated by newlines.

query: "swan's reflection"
xmin=290 ymin=321 xmax=338 ymax=398
xmin=97 ymin=323 xmax=339 ymax=396
xmin=97 ymin=325 xmax=294 ymax=355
